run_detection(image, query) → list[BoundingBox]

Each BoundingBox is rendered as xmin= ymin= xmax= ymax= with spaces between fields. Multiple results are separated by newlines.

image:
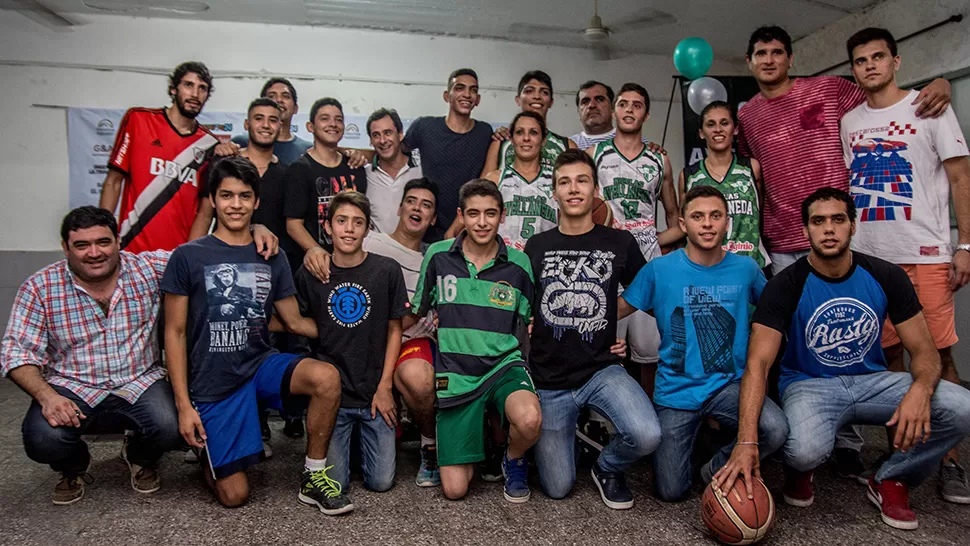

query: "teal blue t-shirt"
xmin=622 ymin=249 xmax=766 ymax=410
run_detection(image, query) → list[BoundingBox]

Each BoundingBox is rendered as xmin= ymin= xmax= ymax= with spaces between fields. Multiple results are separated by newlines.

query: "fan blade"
xmin=508 ymin=22 xmax=583 ymax=45
xmin=591 ymin=42 xmax=612 ymax=62
xmin=608 ymin=8 xmax=676 ymax=34
xmin=6 ymin=0 xmax=78 ymax=28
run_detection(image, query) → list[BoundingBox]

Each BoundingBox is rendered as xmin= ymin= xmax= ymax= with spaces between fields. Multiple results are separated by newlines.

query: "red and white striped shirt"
xmin=1 ymin=251 xmax=170 ymax=406
xmin=738 ymin=77 xmax=865 ymax=253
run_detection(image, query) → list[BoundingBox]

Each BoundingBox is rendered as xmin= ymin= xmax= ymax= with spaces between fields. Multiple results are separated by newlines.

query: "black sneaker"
xmin=283 ymin=417 xmax=305 ymax=439
xmin=260 ymin=410 xmax=272 ymax=442
xmin=591 ymin=464 xmax=634 ymax=510
xmin=480 ymin=443 xmax=505 ymax=483
xmin=298 ymin=467 xmax=355 ymax=516
xmin=833 ymin=447 xmax=867 ymax=484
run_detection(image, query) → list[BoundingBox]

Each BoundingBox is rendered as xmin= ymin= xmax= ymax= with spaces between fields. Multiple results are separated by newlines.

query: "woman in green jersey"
xmin=678 ymin=101 xmax=769 ymax=268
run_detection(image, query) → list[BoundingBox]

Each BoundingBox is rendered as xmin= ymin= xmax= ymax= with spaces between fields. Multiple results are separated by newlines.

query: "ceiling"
xmin=4 ymin=0 xmax=883 ymax=58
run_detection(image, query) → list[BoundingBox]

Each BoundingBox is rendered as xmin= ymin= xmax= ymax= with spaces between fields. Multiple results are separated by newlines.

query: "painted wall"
xmin=0 ymin=11 xmax=744 ymax=252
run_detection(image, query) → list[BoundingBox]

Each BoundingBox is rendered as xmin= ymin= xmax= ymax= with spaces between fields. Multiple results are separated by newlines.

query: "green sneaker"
xmin=298 ymin=466 xmax=354 ymax=516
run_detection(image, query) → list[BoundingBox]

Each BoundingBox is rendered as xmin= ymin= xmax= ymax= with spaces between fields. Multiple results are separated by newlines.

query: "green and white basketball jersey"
xmin=685 ymin=155 xmax=768 ymax=268
xmin=497 ymin=166 xmax=557 ymax=251
xmin=593 ymin=139 xmax=664 ymax=260
xmin=498 ymin=131 xmax=569 ymax=176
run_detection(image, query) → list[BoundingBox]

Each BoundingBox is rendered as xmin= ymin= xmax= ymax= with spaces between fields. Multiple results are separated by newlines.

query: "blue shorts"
xmin=196 ymin=353 xmax=306 ymax=479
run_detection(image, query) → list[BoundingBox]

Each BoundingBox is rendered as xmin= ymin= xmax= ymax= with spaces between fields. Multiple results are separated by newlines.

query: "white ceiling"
xmin=4 ymin=0 xmax=883 ymax=58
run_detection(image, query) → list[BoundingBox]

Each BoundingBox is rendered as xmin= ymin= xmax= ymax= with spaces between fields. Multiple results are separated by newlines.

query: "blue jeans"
xmin=534 ymin=365 xmax=661 ymax=499
xmin=22 ymin=380 xmax=181 ymax=474
xmin=325 ymin=407 xmax=396 ymax=492
xmin=652 ymin=381 xmax=789 ymax=501
xmin=783 ymin=372 xmax=970 ymax=485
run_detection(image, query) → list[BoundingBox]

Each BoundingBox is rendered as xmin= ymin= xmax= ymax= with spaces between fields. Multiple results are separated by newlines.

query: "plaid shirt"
xmin=1 ymin=251 xmax=170 ymax=406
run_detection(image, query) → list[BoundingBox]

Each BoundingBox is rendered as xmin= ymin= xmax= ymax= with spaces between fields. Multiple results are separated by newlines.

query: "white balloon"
xmin=687 ymin=77 xmax=728 ymax=115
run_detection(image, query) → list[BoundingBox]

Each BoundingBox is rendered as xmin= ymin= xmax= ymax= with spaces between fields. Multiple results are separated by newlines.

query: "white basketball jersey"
xmin=593 ymin=139 xmax=664 ymax=260
xmin=496 ymin=166 xmax=557 ymax=252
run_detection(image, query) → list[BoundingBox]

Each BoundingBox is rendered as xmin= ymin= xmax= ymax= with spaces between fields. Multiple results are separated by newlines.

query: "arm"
xmin=479 ymin=140 xmax=502 ymax=177
xmin=676 ymin=170 xmax=687 ymax=208
xmin=338 ymin=148 xmax=375 ymax=169
xmin=287 ymin=218 xmax=332 ymax=282
xmin=944 ymin=156 xmax=970 ymax=290
xmin=657 ymin=156 xmax=685 ymax=246
xmin=9 ymin=366 xmax=86 ymax=428
xmin=188 ymin=199 xmax=213 ymax=241
xmin=888 ymin=313 xmax=942 ymax=452
xmin=712 ymin=323 xmax=783 ymax=498
xmin=163 ymin=293 xmax=206 ymax=449
xmin=98 ymin=169 xmax=126 ymax=213
xmin=617 ymin=295 xmax=637 ymax=320
xmin=372 ymin=319 xmax=403 ymax=427
xmin=912 ymin=78 xmax=952 ymax=119
xmin=272 ymin=295 xmax=318 ymax=338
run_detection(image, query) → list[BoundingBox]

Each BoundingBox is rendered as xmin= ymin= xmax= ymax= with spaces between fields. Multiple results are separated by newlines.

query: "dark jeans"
xmin=22 ymin=380 xmax=181 ymax=475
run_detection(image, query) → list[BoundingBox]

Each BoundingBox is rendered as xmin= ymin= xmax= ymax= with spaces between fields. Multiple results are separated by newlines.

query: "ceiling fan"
xmin=507 ymin=0 xmax=676 ymax=61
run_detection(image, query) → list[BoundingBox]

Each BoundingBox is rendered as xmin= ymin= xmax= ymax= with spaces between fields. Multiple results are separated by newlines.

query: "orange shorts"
xmin=395 ymin=337 xmax=436 ymax=369
xmin=882 ymin=263 xmax=957 ymax=349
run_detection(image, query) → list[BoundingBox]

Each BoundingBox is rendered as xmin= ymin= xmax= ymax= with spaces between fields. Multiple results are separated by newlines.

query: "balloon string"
xmin=661 ymin=77 xmax=679 ymax=148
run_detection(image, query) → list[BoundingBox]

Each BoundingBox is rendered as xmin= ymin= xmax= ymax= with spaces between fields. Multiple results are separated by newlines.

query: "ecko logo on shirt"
xmin=805 ymin=297 xmax=879 ymax=367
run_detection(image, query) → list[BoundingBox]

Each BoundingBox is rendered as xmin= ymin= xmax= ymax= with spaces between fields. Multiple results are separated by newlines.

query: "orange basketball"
xmin=701 ymin=478 xmax=775 ymax=545
xmin=592 ymin=197 xmax=612 ymax=226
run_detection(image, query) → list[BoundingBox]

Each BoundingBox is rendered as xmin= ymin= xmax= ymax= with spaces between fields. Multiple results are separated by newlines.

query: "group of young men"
xmin=3 ymin=23 xmax=970 ymax=532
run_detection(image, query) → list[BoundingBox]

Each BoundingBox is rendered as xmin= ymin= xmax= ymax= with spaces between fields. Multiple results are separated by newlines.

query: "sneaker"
xmin=939 ymin=461 xmax=970 ymax=504
xmin=591 ymin=464 xmax=634 ymax=510
xmin=298 ymin=467 xmax=355 ymax=516
xmin=283 ymin=417 xmax=305 ymax=439
xmin=480 ymin=443 xmax=505 ymax=483
xmin=263 ymin=441 xmax=273 ymax=459
xmin=783 ymin=466 xmax=815 ymax=507
xmin=859 ymin=452 xmax=891 ymax=484
xmin=260 ymin=410 xmax=271 ymax=442
xmin=833 ymin=447 xmax=866 ymax=483
xmin=415 ymin=444 xmax=441 ymax=487
xmin=120 ymin=438 xmax=160 ymax=494
xmin=867 ymin=476 xmax=918 ymax=530
xmin=52 ymin=466 xmax=93 ymax=506
xmin=502 ymin=452 xmax=531 ymax=503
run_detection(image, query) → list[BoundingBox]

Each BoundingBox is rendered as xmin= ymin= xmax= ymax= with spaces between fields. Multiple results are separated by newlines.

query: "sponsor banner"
xmin=678 ymin=76 xmax=761 ymax=168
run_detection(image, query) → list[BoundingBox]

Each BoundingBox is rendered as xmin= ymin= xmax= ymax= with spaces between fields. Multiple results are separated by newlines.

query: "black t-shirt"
xmin=525 ymin=225 xmax=646 ymax=390
xmin=282 ymin=152 xmax=366 ymax=256
xmin=294 ymin=253 xmax=408 ymax=408
xmin=403 ymin=116 xmax=493 ymax=235
xmin=251 ymin=161 xmax=298 ymax=257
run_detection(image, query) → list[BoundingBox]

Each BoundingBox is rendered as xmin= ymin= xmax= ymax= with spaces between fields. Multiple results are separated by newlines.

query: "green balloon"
xmin=673 ymin=37 xmax=714 ymax=80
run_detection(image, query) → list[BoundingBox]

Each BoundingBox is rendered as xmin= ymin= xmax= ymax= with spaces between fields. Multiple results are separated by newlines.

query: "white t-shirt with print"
xmin=362 ymin=232 xmax=436 ymax=341
xmin=841 ymin=89 xmax=969 ymax=264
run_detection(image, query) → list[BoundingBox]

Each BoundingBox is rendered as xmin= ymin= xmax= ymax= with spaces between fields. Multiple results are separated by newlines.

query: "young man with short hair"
xmin=284 ymin=97 xmax=366 ymax=273
xmin=404 ymin=69 xmax=494 ymax=237
xmin=589 ymin=82 xmax=680 ymax=393
xmin=232 ymin=78 xmax=312 ymax=165
xmin=841 ymin=27 xmax=970 ymax=502
xmin=570 ymin=80 xmax=652 ymax=150
xmin=98 ymin=61 xmax=220 ymax=253
xmin=481 ymin=70 xmax=578 ymax=176
xmin=363 ymin=177 xmax=441 ymax=486
xmin=526 ymin=149 xmax=660 ymax=509
xmin=715 ymin=188 xmax=970 ymax=531
xmin=364 ymin=108 xmax=424 ymax=233
xmin=408 ymin=180 xmax=543 ymax=502
xmin=162 ymin=156 xmax=352 ymax=514
xmin=619 ymin=185 xmax=787 ymax=502
xmin=293 ymin=191 xmax=408 ymax=493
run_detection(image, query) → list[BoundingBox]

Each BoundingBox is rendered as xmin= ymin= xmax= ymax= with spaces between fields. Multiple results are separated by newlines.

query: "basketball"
xmin=701 ymin=478 xmax=775 ymax=545
xmin=592 ymin=197 xmax=612 ymax=226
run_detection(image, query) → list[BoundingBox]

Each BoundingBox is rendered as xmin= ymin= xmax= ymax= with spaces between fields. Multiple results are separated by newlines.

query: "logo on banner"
xmin=193 ymin=147 xmax=206 ymax=163
xmin=92 ymin=144 xmax=112 ymax=154
xmin=805 ymin=297 xmax=878 ymax=367
xmin=96 ymin=119 xmax=115 ymax=136
xmin=344 ymin=123 xmax=361 ymax=140
xmin=202 ymin=123 xmax=233 ymax=133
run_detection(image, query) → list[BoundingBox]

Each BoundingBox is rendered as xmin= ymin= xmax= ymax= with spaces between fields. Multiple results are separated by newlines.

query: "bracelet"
xmin=736 ymin=441 xmax=758 ymax=446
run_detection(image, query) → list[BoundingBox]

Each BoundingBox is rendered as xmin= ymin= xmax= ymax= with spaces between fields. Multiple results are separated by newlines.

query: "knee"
xmin=145 ymin=407 xmax=182 ymax=449
xmin=511 ymin=404 xmax=542 ymax=437
xmin=395 ymin=361 xmax=434 ymax=398
xmin=441 ymin=480 xmax=469 ymax=500
xmin=22 ymin=417 xmax=76 ymax=462
xmin=365 ymin=473 xmax=395 ymax=493
xmin=759 ymin=412 xmax=790 ymax=455
xmin=783 ymin=436 xmax=830 ymax=472
xmin=655 ymin=482 xmax=690 ymax=503
xmin=306 ymin=361 xmax=341 ymax=399
xmin=937 ymin=383 xmax=970 ymax=436
xmin=540 ymin=475 xmax=574 ymax=500
xmin=623 ymin=420 xmax=662 ymax=458
xmin=215 ymin=482 xmax=250 ymax=508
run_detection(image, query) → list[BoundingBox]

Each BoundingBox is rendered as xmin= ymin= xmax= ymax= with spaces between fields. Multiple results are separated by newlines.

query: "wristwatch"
xmin=957 ymin=244 xmax=970 ymax=254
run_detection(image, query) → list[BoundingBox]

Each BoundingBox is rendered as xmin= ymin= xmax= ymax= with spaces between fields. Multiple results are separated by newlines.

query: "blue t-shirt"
xmin=752 ymin=252 xmax=922 ymax=396
xmin=623 ymin=249 xmax=766 ymax=410
xmin=160 ymin=235 xmax=296 ymax=402
xmin=232 ymin=134 xmax=313 ymax=166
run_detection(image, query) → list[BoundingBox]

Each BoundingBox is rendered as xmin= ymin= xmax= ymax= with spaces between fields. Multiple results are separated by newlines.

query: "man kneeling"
xmin=163 ymin=157 xmax=351 ymax=514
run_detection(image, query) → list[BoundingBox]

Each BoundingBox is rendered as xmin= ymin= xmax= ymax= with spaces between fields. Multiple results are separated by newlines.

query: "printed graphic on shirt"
xmin=538 ymin=250 xmax=614 ymax=341
xmin=327 ymin=282 xmax=371 ymax=328
xmin=316 ymin=174 xmax=360 ymax=245
xmin=204 ymin=263 xmax=272 ymax=352
xmin=497 ymin=167 xmax=557 ymax=251
xmin=594 ymin=141 xmax=664 ymax=260
xmin=848 ymin=132 xmax=914 ymax=223
xmin=805 ymin=297 xmax=880 ymax=367
xmin=683 ymin=285 xmax=738 ymax=375
xmin=669 ymin=306 xmax=687 ymax=373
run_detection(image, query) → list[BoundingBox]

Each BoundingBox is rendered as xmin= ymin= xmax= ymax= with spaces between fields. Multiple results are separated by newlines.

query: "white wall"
xmin=0 ymin=11 xmax=743 ymax=251
xmin=793 ymin=0 xmax=970 ymax=84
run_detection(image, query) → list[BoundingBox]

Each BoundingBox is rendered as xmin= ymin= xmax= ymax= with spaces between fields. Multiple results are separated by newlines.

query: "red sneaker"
xmin=783 ymin=466 xmax=814 ymax=507
xmin=867 ymin=477 xmax=918 ymax=530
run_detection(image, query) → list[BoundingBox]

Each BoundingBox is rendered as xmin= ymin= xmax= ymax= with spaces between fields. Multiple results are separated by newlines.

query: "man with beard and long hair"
xmin=714 ymin=188 xmax=970 ymax=531
xmin=99 ymin=62 xmax=220 ymax=253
